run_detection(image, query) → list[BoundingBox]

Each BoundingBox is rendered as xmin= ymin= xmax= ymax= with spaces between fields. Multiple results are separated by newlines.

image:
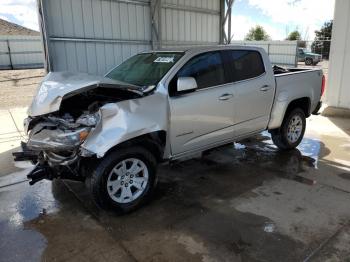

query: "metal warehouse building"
xmin=38 ymin=0 xmax=223 ymax=75
xmin=36 ymin=0 xmax=350 ymax=113
xmin=37 ymin=0 xmax=298 ymax=76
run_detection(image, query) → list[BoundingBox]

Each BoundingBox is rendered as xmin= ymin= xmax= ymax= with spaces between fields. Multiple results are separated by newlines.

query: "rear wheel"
xmin=270 ymin=108 xmax=306 ymax=150
xmin=87 ymin=146 xmax=157 ymax=214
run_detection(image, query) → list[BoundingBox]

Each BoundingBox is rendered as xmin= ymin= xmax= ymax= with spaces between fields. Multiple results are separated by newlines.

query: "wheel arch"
xmin=103 ymin=130 xmax=167 ymax=162
xmin=285 ymin=97 xmax=311 ymax=117
xmin=268 ymin=97 xmax=311 ymax=130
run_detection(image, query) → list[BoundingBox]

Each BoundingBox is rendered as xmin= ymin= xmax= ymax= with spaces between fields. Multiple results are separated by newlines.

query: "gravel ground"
xmin=0 ymin=69 xmax=45 ymax=109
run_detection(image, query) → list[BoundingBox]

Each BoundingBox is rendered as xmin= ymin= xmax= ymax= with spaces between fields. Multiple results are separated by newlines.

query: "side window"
xmin=170 ymin=52 xmax=225 ymax=93
xmin=224 ymin=50 xmax=265 ymax=82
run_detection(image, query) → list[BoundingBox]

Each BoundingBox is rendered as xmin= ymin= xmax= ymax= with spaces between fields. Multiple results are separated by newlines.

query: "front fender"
xmin=81 ymin=92 xmax=168 ymax=158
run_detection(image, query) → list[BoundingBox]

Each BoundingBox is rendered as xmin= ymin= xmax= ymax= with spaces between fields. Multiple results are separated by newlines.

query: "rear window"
xmin=224 ymin=50 xmax=265 ymax=82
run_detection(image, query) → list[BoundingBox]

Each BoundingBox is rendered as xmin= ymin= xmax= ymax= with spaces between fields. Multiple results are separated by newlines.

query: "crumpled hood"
xmin=28 ymin=72 xmax=139 ymax=117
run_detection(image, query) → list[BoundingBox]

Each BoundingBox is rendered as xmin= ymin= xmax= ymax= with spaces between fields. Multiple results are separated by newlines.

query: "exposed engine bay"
xmin=14 ymin=83 xmax=144 ymax=185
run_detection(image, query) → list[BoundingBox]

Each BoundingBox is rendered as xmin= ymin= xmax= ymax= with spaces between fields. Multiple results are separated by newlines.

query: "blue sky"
xmin=0 ymin=0 xmax=335 ymax=41
xmin=230 ymin=0 xmax=335 ymax=40
xmin=0 ymin=0 xmax=38 ymax=31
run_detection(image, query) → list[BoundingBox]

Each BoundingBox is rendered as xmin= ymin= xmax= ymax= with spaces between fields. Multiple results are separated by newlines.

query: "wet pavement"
xmin=0 ymin=115 xmax=350 ymax=262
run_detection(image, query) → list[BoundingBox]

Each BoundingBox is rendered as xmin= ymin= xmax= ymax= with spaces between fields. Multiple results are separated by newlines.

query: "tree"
xmin=286 ymin=30 xmax=306 ymax=47
xmin=311 ymin=20 xmax=333 ymax=59
xmin=245 ymin=25 xmax=270 ymax=41
xmin=286 ymin=30 xmax=301 ymax=41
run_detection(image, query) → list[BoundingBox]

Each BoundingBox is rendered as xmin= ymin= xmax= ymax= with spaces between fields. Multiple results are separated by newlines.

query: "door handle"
xmin=219 ymin=93 xmax=233 ymax=101
xmin=260 ymin=85 xmax=271 ymax=92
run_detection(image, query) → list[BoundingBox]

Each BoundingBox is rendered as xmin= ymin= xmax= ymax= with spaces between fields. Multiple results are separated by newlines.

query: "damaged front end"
xmin=13 ymin=72 xmax=148 ymax=185
xmin=16 ymin=112 xmax=98 ymax=185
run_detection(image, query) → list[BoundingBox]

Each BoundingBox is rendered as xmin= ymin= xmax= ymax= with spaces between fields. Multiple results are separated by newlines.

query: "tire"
xmin=87 ymin=146 xmax=157 ymax=214
xmin=305 ymin=58 xmax=313 ymax=66
xmin=270 ymin=108 xmax=306 ymax=150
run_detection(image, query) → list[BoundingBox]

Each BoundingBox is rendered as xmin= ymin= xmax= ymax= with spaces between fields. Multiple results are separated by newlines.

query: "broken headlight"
xmin=27 ymin=125 xmax=92 ymax=152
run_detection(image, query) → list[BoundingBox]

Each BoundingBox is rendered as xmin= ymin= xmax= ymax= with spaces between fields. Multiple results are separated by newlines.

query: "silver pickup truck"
xmin=14 ymin=46 xmax=325 ymax=213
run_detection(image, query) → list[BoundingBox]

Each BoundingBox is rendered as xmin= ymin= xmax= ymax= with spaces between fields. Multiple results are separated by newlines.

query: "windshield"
xmin=106 ymin=52 xmax=184 ymax=86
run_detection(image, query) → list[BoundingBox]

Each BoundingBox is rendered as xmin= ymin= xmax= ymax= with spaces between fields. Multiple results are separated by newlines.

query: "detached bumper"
xmin=12 ymin=141 xmax=39 ymax=163
xmin=12 ymin=142 xmax=49 ymax=185
xmin=13 ymin=142 xmax=84 ymax=185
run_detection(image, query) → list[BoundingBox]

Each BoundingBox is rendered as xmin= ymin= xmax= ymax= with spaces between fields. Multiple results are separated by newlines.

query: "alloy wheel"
xmin=287 ymin=115 xmax=303 ymax=144
xmin=106 ymin=158 xmax=149 ymax=204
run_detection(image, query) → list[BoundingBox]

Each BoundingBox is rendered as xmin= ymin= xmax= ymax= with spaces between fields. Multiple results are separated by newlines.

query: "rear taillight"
xmin=321 ymin=75 xmax=326 ymax=97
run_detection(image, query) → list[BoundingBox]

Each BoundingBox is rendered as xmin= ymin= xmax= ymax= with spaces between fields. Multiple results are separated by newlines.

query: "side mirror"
xmin=177 ymin=77 xmax=197 ymax=93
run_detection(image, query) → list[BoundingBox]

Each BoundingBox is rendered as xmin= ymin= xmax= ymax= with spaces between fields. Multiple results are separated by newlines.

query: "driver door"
xmin=168 ymin=51 xmax=235 ymax=155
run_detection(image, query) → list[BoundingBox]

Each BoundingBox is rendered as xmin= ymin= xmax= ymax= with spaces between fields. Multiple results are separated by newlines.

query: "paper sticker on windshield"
xmin=154 ymin=57 xmax=175 ymax=63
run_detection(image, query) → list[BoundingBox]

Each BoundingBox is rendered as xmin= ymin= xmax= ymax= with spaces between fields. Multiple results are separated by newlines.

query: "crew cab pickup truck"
xmin=14 ymin=46 xmax=325 ymax=213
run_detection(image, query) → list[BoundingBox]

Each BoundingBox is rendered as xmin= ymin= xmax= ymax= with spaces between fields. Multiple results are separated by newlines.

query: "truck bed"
xmin=267 ymin=65 xmax=323 ymax=129
xmin=273 ymin=65 xmax=317 ymax=75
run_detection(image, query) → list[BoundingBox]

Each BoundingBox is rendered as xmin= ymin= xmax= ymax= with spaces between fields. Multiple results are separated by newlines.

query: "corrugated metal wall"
xmin=0 ymin=35 xmax=44 ymax=69
xmin=40 ymin=0 xmax=222 ymax=75
xmin=230 ymin=41 xmax=298 ymax=67
xmin=326 ymin=0 xmax=350 ymax=109
xmin=42 ymin=0 xmax=152 ymax=75
xmin=161 ymin=0 xmax=221 ymax=48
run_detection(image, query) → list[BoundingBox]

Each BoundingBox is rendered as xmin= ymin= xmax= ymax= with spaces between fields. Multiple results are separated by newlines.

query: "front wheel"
xmin=87 ymin=146 xmax=157 ymax=214
xmin=270 ymin=108 xmax=306 ymax=150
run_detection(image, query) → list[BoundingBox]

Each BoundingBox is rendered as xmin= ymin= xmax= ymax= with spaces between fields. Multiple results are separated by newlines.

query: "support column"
xmin=221 ymin=0 xmax=235 ymax=44
xmin=150 ymin=0 xmax=162 ymax=50
xmin=6 ymin=40 xmax=13 ymax=70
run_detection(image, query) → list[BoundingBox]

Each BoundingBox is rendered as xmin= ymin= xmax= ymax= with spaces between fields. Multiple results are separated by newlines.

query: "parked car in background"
xmin=14 ymin=46 xmax=325 ymax=213
xmin=298 ymin=48 xmax=323 ymax=65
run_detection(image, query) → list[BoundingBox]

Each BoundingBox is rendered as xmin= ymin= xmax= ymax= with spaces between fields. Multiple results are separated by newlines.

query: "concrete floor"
xmin=0 ymin=110 xmax=350 ymax=261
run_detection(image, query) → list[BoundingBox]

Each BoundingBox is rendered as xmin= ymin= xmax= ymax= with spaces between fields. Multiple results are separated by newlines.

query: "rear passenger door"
xmin=222 ymin=50 xmax=275 ymax=137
